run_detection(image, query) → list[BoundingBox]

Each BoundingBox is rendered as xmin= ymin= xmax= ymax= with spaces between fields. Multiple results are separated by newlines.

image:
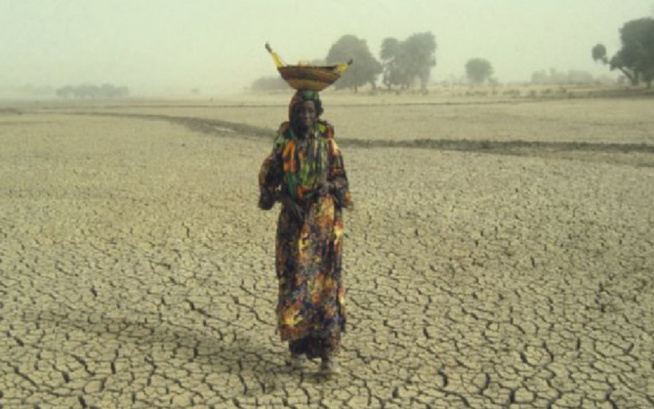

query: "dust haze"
xmin=2 ymin=1 xmax=654 ymax=407
xmin=1 ymin=0 xmax=653 ymax=97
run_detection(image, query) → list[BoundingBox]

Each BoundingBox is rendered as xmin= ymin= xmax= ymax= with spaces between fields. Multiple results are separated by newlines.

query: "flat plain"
xmin=1 ymin=91 xmax=653 ymax=408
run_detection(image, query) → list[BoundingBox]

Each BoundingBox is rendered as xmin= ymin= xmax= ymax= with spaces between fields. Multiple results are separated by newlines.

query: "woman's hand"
xmin=315 ymin=180 xmax=333 ymax=197
xmin=281 ymin=193 xmax=304 ymax=221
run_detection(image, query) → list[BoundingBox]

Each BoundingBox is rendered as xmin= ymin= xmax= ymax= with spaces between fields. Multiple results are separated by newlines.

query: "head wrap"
xmin=288 ymin=89 xmax=323 ymax=122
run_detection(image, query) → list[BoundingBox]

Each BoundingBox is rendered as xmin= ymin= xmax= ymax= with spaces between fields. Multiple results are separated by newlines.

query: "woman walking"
xmin=258 ymin=90 xmax=352 ymax=374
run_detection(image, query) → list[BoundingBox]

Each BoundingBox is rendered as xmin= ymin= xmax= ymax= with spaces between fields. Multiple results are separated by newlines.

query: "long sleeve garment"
xmin=258 ymin=120 xmax=352 ymax=358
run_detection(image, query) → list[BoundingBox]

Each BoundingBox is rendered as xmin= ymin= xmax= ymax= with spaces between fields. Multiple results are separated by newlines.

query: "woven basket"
xmin=266 ymin=43 xmax=352 ymax=91
xmin=278 ymin=65 xmax=346 ymax=91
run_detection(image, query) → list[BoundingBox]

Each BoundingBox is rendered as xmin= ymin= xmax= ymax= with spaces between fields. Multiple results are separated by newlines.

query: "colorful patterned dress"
xmin=258 ymin=117 xmax=352 ymax=359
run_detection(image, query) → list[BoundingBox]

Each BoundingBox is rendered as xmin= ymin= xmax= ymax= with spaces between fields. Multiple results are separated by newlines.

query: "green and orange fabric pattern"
xmin=258 ymin=93 xmax=352 ymax=359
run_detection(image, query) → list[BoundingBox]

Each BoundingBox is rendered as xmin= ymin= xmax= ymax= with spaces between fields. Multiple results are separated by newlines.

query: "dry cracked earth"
xmin=1 ymin=98 xmax=653 ymax=408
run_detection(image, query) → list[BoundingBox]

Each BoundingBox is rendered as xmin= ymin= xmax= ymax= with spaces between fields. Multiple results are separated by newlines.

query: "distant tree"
xmin=400 ymin=32 xmax=437 ymax=92
xmin=100 ymin=83 xmax=114 ymax=97
xmin=326 ymin=35 xmax=382 ymax=92
xmin=55 ymin=85 xmax=74 ymax=98
xmin=380 ymin=37 xmax=403 ymax=89
xmin=615 ymin=18 xmax=654 ymax=86
xmin=531 ymin=70 xmax=548 ymax=84
xmin=531 ymin=69 xmax=594 ymax=84
xmin=465 ymin=58 xmax=493 ymax=84
xmin=76 ymin=84 xmax=99 ymax=98
xmin=251 ymin=76 xmax=288 ymax=92
xmin=100 ymin=83 xmax=129 ymax=98
xmin=55 ymin=83 xmax=129 ymax=99
xmin=379 ymin=32 xmax=437 ymax=91
xmin=549 ymin=68 xmax=567 ymax=84
xmin=592 ymin=44 xmax=608 ymax=63
xmin=567 ymin=70 xmax=594 ymax=84
xmin=593 ymin=17 xmax=654 ymax=87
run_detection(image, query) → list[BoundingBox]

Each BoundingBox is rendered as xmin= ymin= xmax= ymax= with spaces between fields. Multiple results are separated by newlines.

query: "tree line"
xmin=531 ymin=69 xmax=596 ymax=85
xmin=253 ymin=31 xmax=496 ymax=92
xmin=255 ymin=16 xmax=654 ymax=93
xmin=55 ymin=83 xmax=130 ymax=99
xmin=254 ymin=32 xmax=440 ymax=93
xmin=328 ymin=32 xmax=440 ymax=92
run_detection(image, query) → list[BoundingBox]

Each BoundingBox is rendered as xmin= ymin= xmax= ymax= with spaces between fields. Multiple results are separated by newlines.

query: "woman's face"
xmin=294 ymin=100 xmax=317 ymax=133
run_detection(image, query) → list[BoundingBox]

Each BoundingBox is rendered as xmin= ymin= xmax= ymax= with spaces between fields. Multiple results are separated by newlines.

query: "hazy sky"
xmin=2 ymin=0 xmax=653 ymax=94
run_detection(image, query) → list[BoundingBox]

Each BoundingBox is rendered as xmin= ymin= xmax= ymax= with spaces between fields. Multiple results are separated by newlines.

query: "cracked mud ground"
xmin=1 ymin=100 xmax=653 ymax=408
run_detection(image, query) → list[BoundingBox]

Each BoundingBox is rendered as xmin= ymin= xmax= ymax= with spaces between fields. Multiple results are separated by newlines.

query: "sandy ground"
xmin=1 ymin=95 xmax=653 ymax=408
xmin=39 ymin=92 xmax=654 ymax=145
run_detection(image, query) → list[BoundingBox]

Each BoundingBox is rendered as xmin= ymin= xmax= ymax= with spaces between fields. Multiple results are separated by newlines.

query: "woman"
xmin=258 ymin=90 xmax=352 ymax=374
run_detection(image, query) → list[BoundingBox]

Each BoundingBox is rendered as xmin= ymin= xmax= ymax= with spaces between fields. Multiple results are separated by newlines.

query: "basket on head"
xmin=266 ymin=43 xmax=352 ymax=91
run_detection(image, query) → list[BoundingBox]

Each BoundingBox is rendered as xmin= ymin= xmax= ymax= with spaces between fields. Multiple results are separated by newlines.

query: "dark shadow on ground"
xmin=68 ymin=111 xmax=654 ymax=159
xmin=18 ymin=306 xmax=337 ymax=401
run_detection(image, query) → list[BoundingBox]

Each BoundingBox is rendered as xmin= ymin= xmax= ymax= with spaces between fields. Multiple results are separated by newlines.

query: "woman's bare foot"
xmin=320 ymin=357 xmax=341 ymax=374
xmin=285 ymin=353 xmax=305 ymax=370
